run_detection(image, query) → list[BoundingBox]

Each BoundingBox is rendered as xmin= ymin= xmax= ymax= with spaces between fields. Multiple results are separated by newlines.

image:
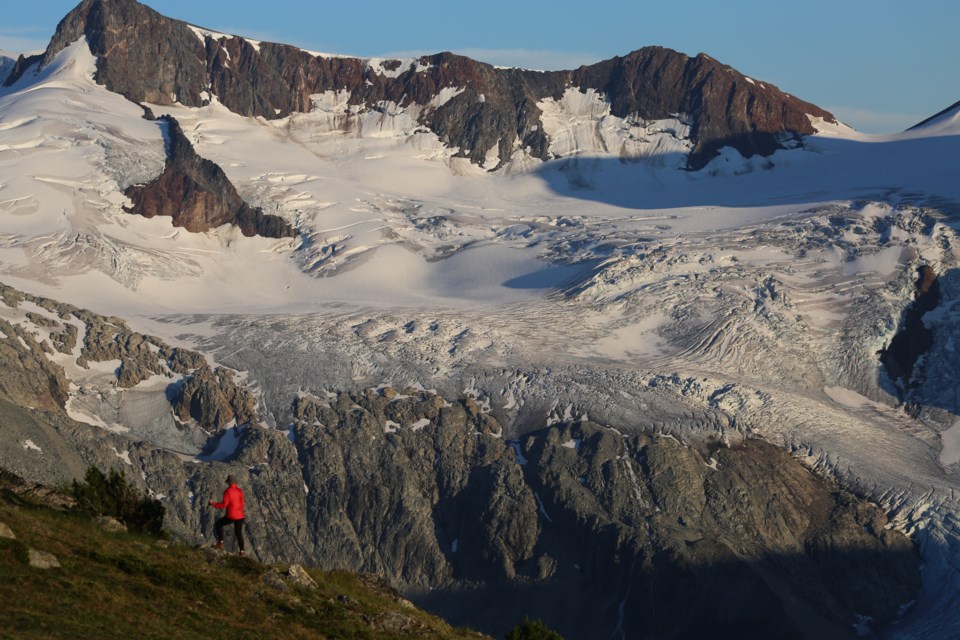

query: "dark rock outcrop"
xmin=292 ymin=389 xmax=919 ymax=640
xmin=172 ymin=366 xmax=258 ymax=432
xmin=21 ymin=0 xmax=209 ymax=106
xmin=0 ymin=318 xmax=70 ymax=412
xmin=3 ymin=53 xmax=43 ymax=87
xmin=124 ymin=116 xmax=295 ymax=237
xmin=880 ymin=265 xmax=941 ymax=388
xmin=16 ymin=0 xmax=835 ymax=170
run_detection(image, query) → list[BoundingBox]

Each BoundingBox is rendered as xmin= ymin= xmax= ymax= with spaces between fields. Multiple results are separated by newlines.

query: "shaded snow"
xmin=198 ymin=425 xmax=243 ymax=462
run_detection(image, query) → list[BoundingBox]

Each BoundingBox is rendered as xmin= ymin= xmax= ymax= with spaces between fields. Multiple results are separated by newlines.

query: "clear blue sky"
xmin=2 ymin=0 xmax=957 ymax=133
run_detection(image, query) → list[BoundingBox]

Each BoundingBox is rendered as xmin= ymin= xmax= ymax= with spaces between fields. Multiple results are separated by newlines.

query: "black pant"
xmin=214 ymin=516 xmax=245 ymax=552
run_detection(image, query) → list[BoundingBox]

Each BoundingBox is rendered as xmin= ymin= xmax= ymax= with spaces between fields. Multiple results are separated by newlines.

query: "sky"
xmin=1 ymin=0 xmax=957 ymax=133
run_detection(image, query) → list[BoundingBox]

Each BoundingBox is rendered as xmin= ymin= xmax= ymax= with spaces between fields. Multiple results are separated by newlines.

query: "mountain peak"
xmin=32 ymin=0 xmax=207 ymax=105
xmin=572 ymin=46 xmax=834 ymax=167
xmin=15 ymin=0 xmax=836 ymax=171
xmin=908 ymin=99 xmax=960 ymax=132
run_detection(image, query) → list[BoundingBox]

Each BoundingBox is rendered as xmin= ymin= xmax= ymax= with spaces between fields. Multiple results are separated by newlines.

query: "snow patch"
xmin=427 ymin=86 xmax=466 ymax=110
xmin=112 ymin=446 xmax=132 ymax=466
xmin=198 ymin=424 xmax=243 ymax=461
xmin=537 ymin=88 xmax=692 ymax=165
xmin=940 ymin=420 xmax=960 ymax=466
xmin=187 ymin=25 xmax=233 ymax=45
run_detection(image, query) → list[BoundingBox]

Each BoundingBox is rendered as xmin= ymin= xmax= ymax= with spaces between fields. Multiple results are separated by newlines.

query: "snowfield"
xmin=3 ymin=37 xmax=960 ymax=638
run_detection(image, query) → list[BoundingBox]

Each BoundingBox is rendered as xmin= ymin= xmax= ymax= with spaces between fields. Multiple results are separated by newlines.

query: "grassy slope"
xmin=0 ymin=486 xmax=486 ymax=640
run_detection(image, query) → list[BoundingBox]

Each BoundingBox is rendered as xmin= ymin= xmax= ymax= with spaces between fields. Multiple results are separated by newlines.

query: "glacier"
xmin=2 ymin=27 xmax=960 ymax=638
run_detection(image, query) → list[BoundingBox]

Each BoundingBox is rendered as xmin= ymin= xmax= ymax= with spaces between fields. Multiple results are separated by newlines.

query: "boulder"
xmin=286 ymin=564 xmax=318 ymax=590
xmin=96 ymin=515 xmax=128 ymax=533
xmin=28 ymin=549 xmax=60 ymax=569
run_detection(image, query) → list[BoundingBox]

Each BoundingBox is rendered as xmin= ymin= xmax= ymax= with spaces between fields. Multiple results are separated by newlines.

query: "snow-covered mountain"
xmin=2 ymin=0 xmax=960 ymax=638
xmin=12 ymin=0 xmax=834 ymax=173
xmin=0 ymin=54 xmax=15 ymax=85
xmin=909 ymin=100 xmax=960 ymax=133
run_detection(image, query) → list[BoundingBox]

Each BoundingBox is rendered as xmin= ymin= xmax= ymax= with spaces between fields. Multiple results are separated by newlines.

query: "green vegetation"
xmin=70 ymin=466 xmax=165 ymax=536
xmin=0 ymin=474 xmax=485 ymax=640
xmin=505 ymin=618 xmax=565 ymax=640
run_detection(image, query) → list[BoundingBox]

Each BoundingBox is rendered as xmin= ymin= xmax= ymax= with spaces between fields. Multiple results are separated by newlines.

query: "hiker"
xmin=209 ymin=474 xmax=246 ymax=556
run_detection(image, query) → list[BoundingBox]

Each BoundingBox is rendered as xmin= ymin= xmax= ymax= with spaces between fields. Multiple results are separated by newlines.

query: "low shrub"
xmin=70 ymin=466 xmax=165 ymax=536
xmin=505 ymin=617 xmax=565 ymax=640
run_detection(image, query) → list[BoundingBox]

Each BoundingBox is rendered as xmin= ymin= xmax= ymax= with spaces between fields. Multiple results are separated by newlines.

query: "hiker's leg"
xmin=234 ymin=519 xmax=245 ymax=552
xmin=214 ymin=516 xmax=227 ymax=544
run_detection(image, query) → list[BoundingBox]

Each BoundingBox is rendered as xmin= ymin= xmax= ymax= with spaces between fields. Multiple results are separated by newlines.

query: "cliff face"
xmin=291 ymin=394 xmax=918 ymax=639
xmin=38 ymin=0 xmax=209 ymax=106
xmin=124 ymin=116 xmax=295 ymax=238
xmin=573 ymin=48 xmax=832 ymax=167
xmin=0 ymin=282 xmax=920 ymax=640
xmin=16 ymin=0 xmax=835 ymax=170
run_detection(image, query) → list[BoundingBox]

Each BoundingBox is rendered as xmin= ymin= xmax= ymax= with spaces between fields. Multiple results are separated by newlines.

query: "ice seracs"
xmin=537 ymin=87 xmax=693 ymax=166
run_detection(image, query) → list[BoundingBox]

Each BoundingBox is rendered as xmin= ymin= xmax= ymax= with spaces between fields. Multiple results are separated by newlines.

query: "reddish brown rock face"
xmin=17 ymin=0 xmax=837 ymax=172
xmin=124 ymin=116 xmax=295 ymax=238
xmin=572 ymin=49 xmax=834 ymax=168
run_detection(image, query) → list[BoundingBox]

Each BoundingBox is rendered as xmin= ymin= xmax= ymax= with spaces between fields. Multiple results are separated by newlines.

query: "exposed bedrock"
xmin=291 ymin=390 xmax=918 ymax=640
xmin=0 ymin=282 xmax=259 ymax=439
xmin=0 ymin=291 xmax=920 ymax=640
xmin=0 ymin=54 xmax=18 ymax=85
xmin=571 ymin=48 xmax=833 ymax=168
xmin=17 ymin=0 xmax=835 ymax=170
xmin=880 ymin=265 xmax=941 ymax=391
xmin=172 ymin=366 xmax=258 ymax=433
xmin=124 ymin=116 xmax=295 ymax=237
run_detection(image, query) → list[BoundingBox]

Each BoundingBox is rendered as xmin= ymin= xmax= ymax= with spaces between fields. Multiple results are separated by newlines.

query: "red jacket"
xmin=212 ymin=484 xmax=245 ymax=520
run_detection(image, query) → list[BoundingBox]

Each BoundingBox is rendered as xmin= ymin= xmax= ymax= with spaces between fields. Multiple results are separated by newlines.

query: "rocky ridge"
xmin=0 ymin=281 xmax=920 ymax=639
xmin=11 ymin=0 xmax=835 ymax=170
xmin=124 ymin=114 xmax=295 ymax=237
xmin=289 ymin=388 xmax=919 ymax=639
xmin=0 ymin=282 xmax=259 ymax=446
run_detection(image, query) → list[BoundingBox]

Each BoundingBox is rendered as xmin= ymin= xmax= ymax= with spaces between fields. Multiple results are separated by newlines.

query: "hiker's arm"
xmin=209 ymin=492 xmax=229 ymax=509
